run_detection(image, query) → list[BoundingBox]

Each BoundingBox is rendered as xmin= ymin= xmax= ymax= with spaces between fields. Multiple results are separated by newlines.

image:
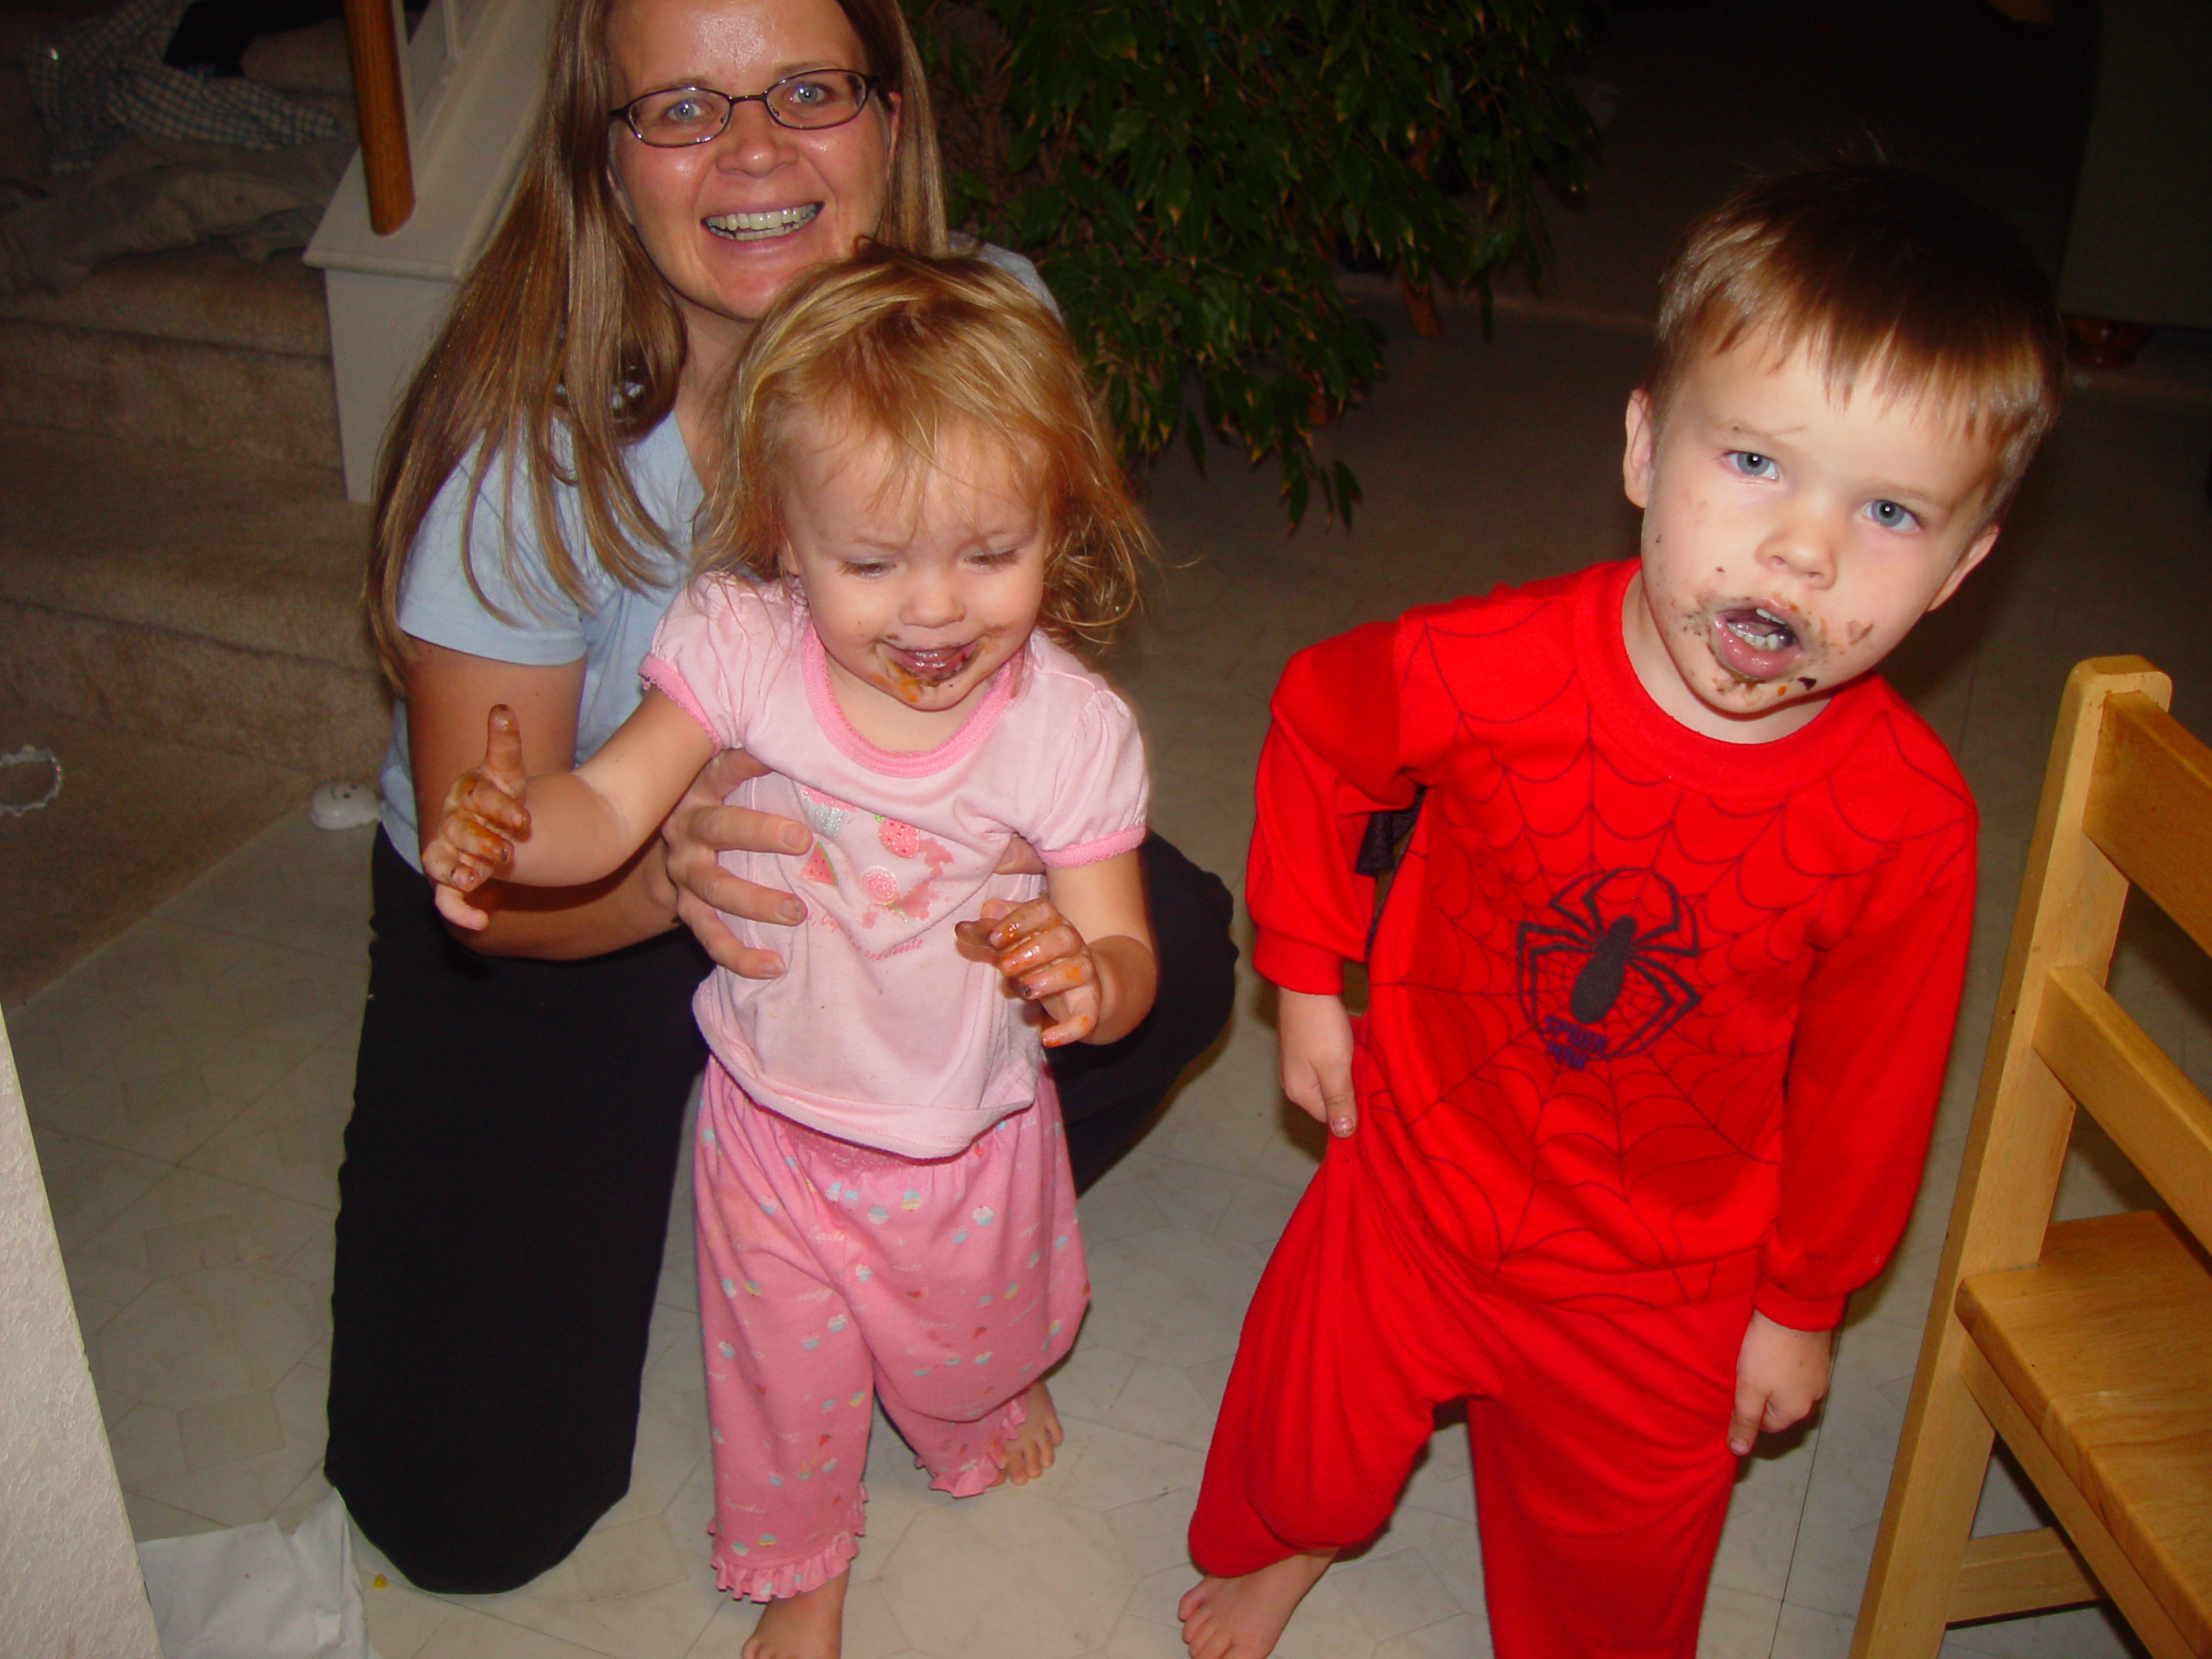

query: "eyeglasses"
xmin=608 ymin=72 xmax=884 ymax=146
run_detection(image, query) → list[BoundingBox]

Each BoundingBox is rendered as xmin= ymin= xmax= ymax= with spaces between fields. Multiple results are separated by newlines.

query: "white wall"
xmin=0 ymin=1007 xmax=162 ymax=1659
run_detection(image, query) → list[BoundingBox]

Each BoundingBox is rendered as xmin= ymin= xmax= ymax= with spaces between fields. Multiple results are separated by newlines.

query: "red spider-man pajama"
xmin=1190 ymin=560 xmax=1977 ymax=1659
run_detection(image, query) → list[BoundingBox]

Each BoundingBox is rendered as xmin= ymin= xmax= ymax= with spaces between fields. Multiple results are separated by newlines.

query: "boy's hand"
xmin=1280 ymin=989 xmax=1357 ymax=1137
xmin=957 ymin=896 xmax=1102 ymax=1047
xmin=423 ymin=705 xmax=532 ymax=932
xmin=1728 ymin=1311 xmax=1833 ymax=1455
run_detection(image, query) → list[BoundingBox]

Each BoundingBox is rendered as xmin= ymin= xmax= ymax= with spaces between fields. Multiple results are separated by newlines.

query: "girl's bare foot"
xmin=994 ymin=1380 xmax=1065 ymax=1486
xmin=1177 ymin=1551 xmax=1333 ymax=1659
xmin=743 ymin=1569 xmax=848 ymax=1659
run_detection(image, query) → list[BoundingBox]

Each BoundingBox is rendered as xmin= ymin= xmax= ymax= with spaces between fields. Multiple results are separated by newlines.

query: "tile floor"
xmin=14 ymin=303 xmax=2210 ymax=1659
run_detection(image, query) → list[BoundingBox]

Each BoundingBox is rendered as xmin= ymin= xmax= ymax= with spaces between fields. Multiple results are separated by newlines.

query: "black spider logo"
xmin=1517 ymin=868 xmax=1700 ymax=1069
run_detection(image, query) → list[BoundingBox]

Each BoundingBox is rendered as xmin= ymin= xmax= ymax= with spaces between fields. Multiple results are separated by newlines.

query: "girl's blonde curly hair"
xmin=698 ymin=245 xmax=1156 ymax=653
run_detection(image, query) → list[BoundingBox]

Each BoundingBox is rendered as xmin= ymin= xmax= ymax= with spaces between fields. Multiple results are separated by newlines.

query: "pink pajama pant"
xmin=693 ymin=1061 xmax=1089 ymax=1601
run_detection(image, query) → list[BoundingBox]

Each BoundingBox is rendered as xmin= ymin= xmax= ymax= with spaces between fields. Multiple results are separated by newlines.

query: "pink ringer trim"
xmin=802 ymin=623 xmax=1015 ymax=777
xmin=1039 ymin=822 xmax=1147 ymax=868
xmin=639 ymin=655 xmax=721 ymax=746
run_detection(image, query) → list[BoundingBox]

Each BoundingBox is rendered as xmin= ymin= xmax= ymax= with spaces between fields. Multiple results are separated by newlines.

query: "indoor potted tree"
xmin=921 ymin=0 xmax=1595 ymax=524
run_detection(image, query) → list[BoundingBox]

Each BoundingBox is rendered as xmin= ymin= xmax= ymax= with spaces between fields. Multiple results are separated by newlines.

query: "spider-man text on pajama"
xmin=1192 ymin=560 xmax=1976 ymax=1659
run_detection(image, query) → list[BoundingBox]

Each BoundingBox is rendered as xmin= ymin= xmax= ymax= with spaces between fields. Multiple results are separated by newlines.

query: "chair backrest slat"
xmin=2082 ymin=692 xmax=2212 ymax=961
xmin=2037 ymin=965 xmax=2212 ymax=1241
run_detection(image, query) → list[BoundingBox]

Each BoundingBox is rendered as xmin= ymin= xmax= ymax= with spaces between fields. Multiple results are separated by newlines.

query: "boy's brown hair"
xmin=699 ymin=245 xmax=1155 ymax=653
xmin=1649 ymin=164 xmax=2065 ymax=514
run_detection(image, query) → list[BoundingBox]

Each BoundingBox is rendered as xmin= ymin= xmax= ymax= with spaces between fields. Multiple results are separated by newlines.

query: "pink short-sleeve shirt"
xmin=643 ymin=576 xmax=1148 ymax=1158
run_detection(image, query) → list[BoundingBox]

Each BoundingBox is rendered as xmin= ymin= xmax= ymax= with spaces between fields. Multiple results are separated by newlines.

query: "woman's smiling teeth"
xmin=703 ymin=204 xmax=822 ymax=240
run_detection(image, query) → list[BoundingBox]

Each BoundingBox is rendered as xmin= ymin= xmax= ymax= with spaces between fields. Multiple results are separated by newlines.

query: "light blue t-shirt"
xmin=374 ymin=244 xmax=1056 ymax=871
xmin=376 ymin=414 xmax=699 ymax=868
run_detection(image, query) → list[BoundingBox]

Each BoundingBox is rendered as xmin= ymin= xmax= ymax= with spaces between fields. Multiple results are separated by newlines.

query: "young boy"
xmin=1179 ymin=165 xmax=2066 ymax=1659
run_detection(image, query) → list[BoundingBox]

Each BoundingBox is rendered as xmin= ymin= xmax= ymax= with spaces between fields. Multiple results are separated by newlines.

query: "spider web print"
xmin=1328 ymin=582 xmax=1977 ymax=1310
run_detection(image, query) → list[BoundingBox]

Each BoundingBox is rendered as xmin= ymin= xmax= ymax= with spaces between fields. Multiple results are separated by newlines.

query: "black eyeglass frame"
xmin=607 ymin=72 xmax=887 ymax=145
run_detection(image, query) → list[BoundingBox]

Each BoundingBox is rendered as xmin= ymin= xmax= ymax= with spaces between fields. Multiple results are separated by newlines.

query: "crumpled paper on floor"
xmin=136 ymin=1488 xmax=378 ymax=1659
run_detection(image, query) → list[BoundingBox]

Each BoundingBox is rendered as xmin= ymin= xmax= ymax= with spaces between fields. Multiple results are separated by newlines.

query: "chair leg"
xmin=1851 ymin=1322 xmax=1996 ymax=1658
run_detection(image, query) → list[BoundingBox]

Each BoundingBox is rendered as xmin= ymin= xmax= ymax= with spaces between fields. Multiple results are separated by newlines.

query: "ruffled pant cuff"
xmin=925 ymin=1387 xmax=1028 ymax=1499
xmin=711 ymin=1515 xmax=862 ymax=1604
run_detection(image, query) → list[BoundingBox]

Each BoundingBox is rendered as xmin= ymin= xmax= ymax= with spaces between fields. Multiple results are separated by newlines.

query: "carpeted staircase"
xmin=0 ymin=0 xmax=385 ymax=788
xmin=0 ymin=238 xmax=385 ymax=781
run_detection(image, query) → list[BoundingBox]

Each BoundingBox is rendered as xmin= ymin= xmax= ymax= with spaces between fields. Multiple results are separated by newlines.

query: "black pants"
xmin=324 ymin=830 xmax=1235 ymax=1593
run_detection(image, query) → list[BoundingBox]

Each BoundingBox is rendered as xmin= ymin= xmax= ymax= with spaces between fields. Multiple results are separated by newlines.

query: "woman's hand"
xmin=661 ymin=757 xmax=1050 ymax=980
xmin=958 ymin=896 xmax=1106 ymax=1047
xmin=425 ymin=706 xmax=532 ymax=931
xmin=661 ymin=749 xmax=814 ymax=979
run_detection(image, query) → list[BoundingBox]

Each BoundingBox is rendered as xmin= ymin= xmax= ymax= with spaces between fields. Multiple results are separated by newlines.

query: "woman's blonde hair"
xmin=700 ymin=245 xmax=1155 ymax=653
xmin=365 ymin=0 xmax=946 ymax=686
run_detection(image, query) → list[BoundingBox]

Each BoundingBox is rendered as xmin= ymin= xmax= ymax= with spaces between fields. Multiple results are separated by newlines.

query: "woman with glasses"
xmin=327 ymin=0 xmax=1236 ymax=1598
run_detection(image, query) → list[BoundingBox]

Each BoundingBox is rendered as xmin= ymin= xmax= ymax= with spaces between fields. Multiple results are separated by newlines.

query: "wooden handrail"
xmin=342 ymin=0 xmax=415 ymax=234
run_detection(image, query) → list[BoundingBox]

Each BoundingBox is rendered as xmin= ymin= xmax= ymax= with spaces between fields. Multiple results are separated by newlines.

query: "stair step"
xmin=0 ymin=247 xmax=340 ymax=467
xmin=0 ymin=422 xmax=385 ymax=777
xmin=0 ymin=245 xmax=330 ymax=355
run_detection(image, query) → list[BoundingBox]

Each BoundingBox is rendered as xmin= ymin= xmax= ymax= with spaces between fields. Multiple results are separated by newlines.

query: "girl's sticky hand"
xmin=424 ymin=704 xmax=532 ymax=931
xmin=957 ymin=897 xmax=1100 ymax=1047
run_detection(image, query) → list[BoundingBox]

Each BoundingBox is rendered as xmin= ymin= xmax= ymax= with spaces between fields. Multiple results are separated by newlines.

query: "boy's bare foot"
xmin=1178 ymin=1551 xmax=1333 ymax=1659
xmin=743 ymin=1569 xmax=847 ymax=1659
xmin=993 ymin=1380 xmax=1065 ymax=1486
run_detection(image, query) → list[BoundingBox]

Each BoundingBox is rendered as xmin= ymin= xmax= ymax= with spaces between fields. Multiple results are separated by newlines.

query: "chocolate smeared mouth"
xmin=1719 ymin=605 xmax=1799 ymax=653
xmin=888 ymin=644 xmax=976 ymax=686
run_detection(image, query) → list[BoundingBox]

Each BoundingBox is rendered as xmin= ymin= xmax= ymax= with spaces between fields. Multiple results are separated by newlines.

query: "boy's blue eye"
xmin=1866 ymin=499 xmax=1919 ymax=531
xmin=1726 ymin=451 xmax=1777 ymax=480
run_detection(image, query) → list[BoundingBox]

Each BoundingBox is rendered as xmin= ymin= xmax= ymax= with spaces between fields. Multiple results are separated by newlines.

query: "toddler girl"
xmin=424 ymin=247 xmax=1157 ymax=1658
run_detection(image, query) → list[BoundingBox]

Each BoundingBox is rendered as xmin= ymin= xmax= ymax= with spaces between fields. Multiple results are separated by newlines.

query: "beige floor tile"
xmin=1101 ymin=1484 xmax=1198 ymax=1580
xmin=1712 ymin=1437 xmax=1816 ymax=1602
xmin=1699 ymin=1586 xmax=1783 ymax=1658
xmin=27 ymin=1122 xmax=171 ymax=1250
xmin=437 ymin=1510 xmax=724 ymax=1659
xmin=597 ymin=1380 xmax=712 ymax=1531
xmin=1083 ymin=1352 xmax=1221 ymax=1452
xmin=1070 ymin=1160 xmax=1178 ymax=1247
xmin=178 ymin=1039 xmax=353 ymax=1209
xmin=1376 ymin=1612 xmax=1495 ymax=1657
xmin=1078 ymin=1225 xmax=1267 ymax=1371
xmin=1369 ymin=1505 xmax=1484 ymax=1616
xmin=1333 ymin=1546 xmax=1467 ymax=1643
xmin=1050 ymin=1416 xmax=1206 ymax=1514
xmin=358 ymin=1568 xmax=457 ymax=1659
xmin=121 ymin=1487 xmax=223 ymax=1541
xmin=93 ymin=1262 xmax=323 ymax=1411
xmin=114 ymin=1355 xmax=328 ymax=1526
xmin=872 ymin=1485 xmax=1134 ymax=1659
xmin=412 ymin=1608 xmax=622 ymax=1659
xmin=1045 ymin=1338 xmax=1142 ymax=1425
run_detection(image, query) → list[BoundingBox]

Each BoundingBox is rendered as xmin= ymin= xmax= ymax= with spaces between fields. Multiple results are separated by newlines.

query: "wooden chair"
xmin=1853 ymin=656 xmax=2212 ymax=1659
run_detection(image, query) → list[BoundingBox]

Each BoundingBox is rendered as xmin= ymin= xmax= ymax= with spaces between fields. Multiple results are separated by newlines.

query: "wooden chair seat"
xmin=1959 ymin=1211 xmax=2212 ymax=1653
